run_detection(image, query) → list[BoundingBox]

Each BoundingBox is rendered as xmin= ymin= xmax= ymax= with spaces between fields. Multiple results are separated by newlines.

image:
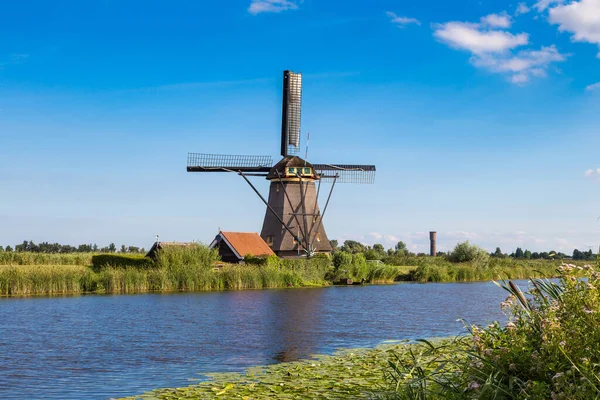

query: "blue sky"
xmin=2 ymin=0 xmax=600 ymax=253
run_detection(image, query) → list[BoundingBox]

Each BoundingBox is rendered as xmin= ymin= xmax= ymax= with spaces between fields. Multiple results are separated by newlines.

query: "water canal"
xmin=0 ymin=281 xmax=517 ymax=399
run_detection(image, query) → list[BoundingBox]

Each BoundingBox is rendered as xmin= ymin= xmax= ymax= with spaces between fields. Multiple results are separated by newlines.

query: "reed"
xmin=0 ymin=252 xmax=94 ymax=266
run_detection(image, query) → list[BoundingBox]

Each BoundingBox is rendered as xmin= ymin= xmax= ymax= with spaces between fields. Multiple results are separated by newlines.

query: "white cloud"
xmin=534 ymin=0 xmax=565 ymax=12
xmin=516 ymin=2 xmax=531 ymax=15
xmin=446 ymin=231 xmax=479 ymax=239
xmin=584 ymin=168 xmax=600 ymax=176
xmin=248 ymin=0 xmax=299 ymax=15
xmin=549 ymin=0 xmax=600 ymax=57
xmin=433 ymin=21 xmax=528 ymax=54
xmin=386 ymin=11 xmax=420 ymax=27
xmin=433 ymin=16 xmax=565 ymax=84
xmin=481 ymin=13 xmax=512 ymax=28
xmin=586 ymin=81 xmax=600 ymax=91
xmin=472 ymin=45 xmax=567 ymax=83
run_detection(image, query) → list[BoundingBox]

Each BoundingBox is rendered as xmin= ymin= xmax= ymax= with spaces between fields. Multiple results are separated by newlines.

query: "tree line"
xmin=330 ymin=240 xmax=597 ymax=261
xmin=0 ymin=241 xmax=146 ymax=254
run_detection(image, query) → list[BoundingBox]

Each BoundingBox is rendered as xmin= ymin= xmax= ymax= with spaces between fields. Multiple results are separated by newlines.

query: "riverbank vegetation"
xmin=0 ymin=239 xmax=588 ymax=296
xmin=0 ymin=245 xmax=332 ymax=296
xmin=123 ymin=262 xmax=600 ymax=399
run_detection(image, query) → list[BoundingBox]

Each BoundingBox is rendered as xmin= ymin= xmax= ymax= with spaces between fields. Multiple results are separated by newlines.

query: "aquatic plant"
xmin=121 ymin=344 xmax=403 ymax=400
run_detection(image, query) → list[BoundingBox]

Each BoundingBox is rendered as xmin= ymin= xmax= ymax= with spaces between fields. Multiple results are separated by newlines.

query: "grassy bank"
xmin=0 ymin=243 xmax=583 ymax=296
xmin=0 ymin=246 xmax=333 ymax=296
xmin=390 ymin=256 xmax=581 ymax=282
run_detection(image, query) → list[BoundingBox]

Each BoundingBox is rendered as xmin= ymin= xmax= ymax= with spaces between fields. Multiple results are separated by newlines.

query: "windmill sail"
xmin=281 ymin=70 xmax=302 ymax=157
xmin=187 ymin=153 xmax=273 ymax=173
xmin=312 ymin=164 xmax=376 ymax=184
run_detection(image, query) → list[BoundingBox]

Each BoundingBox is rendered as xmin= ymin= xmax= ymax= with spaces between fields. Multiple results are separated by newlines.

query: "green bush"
xmin=91 ymin=254 xmax=153 ymax=269
xmin=350 ymin=253 xmax=369 ymax=281
xmin=448 ymin=241 xmax=490 ymax=265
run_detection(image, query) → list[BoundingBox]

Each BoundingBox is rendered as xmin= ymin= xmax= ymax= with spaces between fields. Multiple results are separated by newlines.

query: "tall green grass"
xmin=0 ymin=246 xmax=331 ymax=296
xmin=0 ymin=252 xmax=94 ymax=266
xmin=385 ymin=255 xmax=588 ymax=282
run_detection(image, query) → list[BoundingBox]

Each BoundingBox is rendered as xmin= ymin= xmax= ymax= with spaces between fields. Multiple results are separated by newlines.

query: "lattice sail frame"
xmin=187 ymin=153 xmax=273 ymax=172
xmin=313 ymin=164 xmax=376 ymax=184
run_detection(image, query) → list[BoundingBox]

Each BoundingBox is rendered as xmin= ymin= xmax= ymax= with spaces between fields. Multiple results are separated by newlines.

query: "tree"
xmin=395 ymin=241 xmax=407 ymax=254
xmin=515 ymin=247 xmax=524 ymax=259
xmin=329 ymin=240 xmax=338 ymax=252
xmin=120 ymin=244 xmax=127 ymax=253
xmin=5 ymin=246 xmax=13 ymax=252
xmin=92 ymin=244 xmax=98 ymax=252
xmin=585 ymin=249 xmax=594 ymax=260
xmin=448 ymin=241 xmax=489 ymax=265
xmin=108 ymin=243 xmax=116 ymax=253
xmin=333 ymin=251 xmax=353 ymax=271
xmin=573 ymin=249 xmax=584 ymax=260
xmin=340 ymin=240 xmax=366 ymax=254
xmin=0 ymin=246 xmax=3 ymax=252
xmin=492 ymin=247 xmax=503 ymax=258
xmin=373 ymin=244 xmax=385 ymax=254
xmin=524 ymin=249 xmax=532 ymax=259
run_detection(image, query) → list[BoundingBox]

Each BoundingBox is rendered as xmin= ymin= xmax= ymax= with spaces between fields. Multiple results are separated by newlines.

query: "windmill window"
xmin=303 ymin=168 xmax=311 ymax=175
xmin=316 ymin=233 xmax=321 ymax=242
xmin=266 ymin=235 xmax=274 ymax=246
xmin=288 ymin=167 xmax=295 ymax=175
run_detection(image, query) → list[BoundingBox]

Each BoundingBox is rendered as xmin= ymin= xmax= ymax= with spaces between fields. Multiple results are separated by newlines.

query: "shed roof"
xmin=218 ymin=231 xmax=275 ymax=258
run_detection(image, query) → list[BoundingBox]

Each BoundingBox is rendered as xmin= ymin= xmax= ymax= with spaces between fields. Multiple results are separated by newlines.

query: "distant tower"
xmin=429 ymin=231 xmax=437 ymax=256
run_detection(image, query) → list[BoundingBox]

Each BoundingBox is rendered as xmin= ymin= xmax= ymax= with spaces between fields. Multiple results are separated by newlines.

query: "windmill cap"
xmin=267 ymin=156 xmax=317 ymax=180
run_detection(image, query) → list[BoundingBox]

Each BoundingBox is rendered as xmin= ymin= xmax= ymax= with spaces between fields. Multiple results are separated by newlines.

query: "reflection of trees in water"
xmin=266 ymin=288 xmax=324 ymax=363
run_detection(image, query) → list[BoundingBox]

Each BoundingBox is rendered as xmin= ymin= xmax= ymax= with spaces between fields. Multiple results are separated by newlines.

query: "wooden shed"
xmin=209 ymin=231 xmax=275 ymax=263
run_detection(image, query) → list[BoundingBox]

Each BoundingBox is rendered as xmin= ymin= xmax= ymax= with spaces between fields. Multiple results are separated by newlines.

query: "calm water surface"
xmin=0 ymin=281 xmax=519 ymax=399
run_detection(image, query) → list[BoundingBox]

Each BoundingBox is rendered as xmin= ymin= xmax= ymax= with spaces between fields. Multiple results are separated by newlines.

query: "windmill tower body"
xmin=186 ymin=70 xmax=375 ymax=258
xmin=261 ymin=156 xmax=332 ymax=258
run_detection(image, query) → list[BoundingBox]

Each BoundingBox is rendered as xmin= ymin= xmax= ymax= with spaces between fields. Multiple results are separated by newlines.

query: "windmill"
xmin=187 ymin=70 xmax=376 ymax=258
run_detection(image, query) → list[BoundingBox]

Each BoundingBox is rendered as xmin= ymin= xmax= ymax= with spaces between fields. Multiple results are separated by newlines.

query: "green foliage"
xmin=91 ymin=254 xmax=152 ymax=269
xmin=515 ymin=247 xmax=524 ymax=258
xmin=385 ymin=262 xmax=600 ymax=399
xmin=448 ymin=241 xmax=490 ymax=265
xmin=340 ymin=240 xmax=366 ymax=254
xmin=492 ymin=247 xmax=505 ymax=258
xmin=0 ymin=246 xmax=332 ymax=296
xmin=349 ymin=253 xmax=369 ymax=281
xmin=0 ymin=251 xmax=94 ymax=266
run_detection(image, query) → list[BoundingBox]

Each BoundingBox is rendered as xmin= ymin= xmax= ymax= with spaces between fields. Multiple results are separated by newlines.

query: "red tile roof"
xmin=220 ymin=231 xmax=275 ymax=258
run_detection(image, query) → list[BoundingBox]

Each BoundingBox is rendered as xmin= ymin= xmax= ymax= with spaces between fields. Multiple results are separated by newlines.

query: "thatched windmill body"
xmin=187 ymin=71 xmax=376 ymax=258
